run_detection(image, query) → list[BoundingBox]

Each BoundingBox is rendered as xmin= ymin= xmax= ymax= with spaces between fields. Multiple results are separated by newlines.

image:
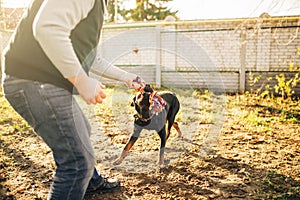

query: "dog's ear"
xmin=131 ymin=96 xmax=136 ymax=107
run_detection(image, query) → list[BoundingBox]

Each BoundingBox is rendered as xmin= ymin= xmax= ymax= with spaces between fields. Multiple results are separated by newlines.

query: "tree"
xmin=106 ymin=0 xmax=178 ymax=23
xmin=106 ymin=0 xmax=122 ymax=23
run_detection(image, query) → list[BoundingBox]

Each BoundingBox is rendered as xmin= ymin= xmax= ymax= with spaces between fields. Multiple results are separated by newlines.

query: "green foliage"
xmin=262 ymin=170 xmax=300 ymax=199
xmin=105 ymin=0 xmax=128 ymax=23
xmin=107 ymin=0 xmax=178 ymax=22
xmin=274 ymin=63 xmax=300 ymax=99
xmin=105 ymin=0 xmax=118 ymax=23
xmin=248 ymin=72 xmax=273 ymax=101
xmin=250 ymin=62 xmax=299 ymax=102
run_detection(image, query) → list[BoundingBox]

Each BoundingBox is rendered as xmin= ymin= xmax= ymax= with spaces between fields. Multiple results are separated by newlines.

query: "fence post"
xmin=239 ymin=29 xmax=247 ymax=93
xmin=155 ymin=26 xmax=161 ymax=88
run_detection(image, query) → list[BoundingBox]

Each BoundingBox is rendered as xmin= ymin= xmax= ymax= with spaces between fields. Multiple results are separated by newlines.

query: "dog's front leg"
xmin=113 ymin=125 xmax=142 ymax=165
xmin=157 ymin=127 xmax=167 ymax=166
xmin=113 ymin=136 xmax=137 ymax=165
xmin=113 ymin=149 xmax=129 ymax=165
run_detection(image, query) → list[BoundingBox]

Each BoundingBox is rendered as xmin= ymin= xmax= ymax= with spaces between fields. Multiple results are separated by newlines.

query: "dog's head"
xmin=131 ymin=84 xmax=154 ymax=121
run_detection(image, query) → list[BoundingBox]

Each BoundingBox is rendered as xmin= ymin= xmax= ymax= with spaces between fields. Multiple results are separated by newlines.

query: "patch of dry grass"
xmin=0 ymin=87 xmax=299 ymax=200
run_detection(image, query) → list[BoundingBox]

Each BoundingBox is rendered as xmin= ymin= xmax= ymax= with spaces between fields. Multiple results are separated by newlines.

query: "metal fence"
xmin=1 ymin=5 xmax=299 ymax=95
xmin=98 ymin=17 xmax=300 ymax=95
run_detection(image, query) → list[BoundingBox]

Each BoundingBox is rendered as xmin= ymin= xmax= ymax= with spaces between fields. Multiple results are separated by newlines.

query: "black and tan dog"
xmin=113 ymin=84 xmax=182 ymax=166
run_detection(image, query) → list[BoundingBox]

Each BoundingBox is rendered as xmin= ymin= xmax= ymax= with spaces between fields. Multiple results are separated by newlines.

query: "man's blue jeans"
xmin=3 ymin=75 xmax=103 ymax=199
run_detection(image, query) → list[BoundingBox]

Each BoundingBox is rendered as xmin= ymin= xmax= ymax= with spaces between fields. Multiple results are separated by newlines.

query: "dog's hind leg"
xmin=166 ymin=111 xmax=177 ymax=140
xmin=172 ymin=122 xmax=182 ymax=138
xmin=166 ymin=121 xmax=172 ymax=140
xmin=166 ymin=96 xmax=181 ymax=139
xmin=166 ymin=117 xmax=182 ymax=139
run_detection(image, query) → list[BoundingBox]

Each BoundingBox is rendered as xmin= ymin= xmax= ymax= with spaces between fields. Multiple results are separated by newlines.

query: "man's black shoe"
xmin=85 ymin=178 xmax=120 ymax=195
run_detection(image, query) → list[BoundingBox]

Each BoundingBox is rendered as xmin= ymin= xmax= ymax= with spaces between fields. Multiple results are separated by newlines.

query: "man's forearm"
xmin=90 ymin=58 xmax=137 ymax=82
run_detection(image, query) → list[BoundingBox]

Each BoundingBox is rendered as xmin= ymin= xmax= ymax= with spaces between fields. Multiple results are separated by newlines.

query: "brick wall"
xmin=100 ymin=16 xmax=300 ymax=95
xmin=1 ymin=15 xmax=300 ymax=95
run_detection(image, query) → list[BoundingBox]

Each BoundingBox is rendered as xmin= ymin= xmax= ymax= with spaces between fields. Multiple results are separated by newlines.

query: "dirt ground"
xmin=0 ymin=87 xmax=299 ymax=200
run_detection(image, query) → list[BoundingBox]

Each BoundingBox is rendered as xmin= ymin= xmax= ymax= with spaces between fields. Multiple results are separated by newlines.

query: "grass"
xmin=0 ymin=87 xmax=299 ymax=199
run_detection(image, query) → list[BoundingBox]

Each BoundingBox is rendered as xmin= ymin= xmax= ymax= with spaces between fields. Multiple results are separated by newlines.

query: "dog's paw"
xmin=157 ymin=161 xmax=165 ymax=168
xmin=159 ymin=164 xmax=165 ymax=168
xmin=113 ymin=159 xmax=123 ymax=165
xmin=177 ymin=135 xmax=183 ymax=139
xmin=157 ymin=159 xmax=170 ymax=168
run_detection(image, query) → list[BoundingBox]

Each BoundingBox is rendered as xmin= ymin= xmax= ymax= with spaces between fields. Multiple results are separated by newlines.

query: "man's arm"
xmin=33 ymin=0 xmax=95 ymax=78
xmin=90 ymin=56 xmax=145 ymax=89
xmin=33 ymin=0 xmax=107 ymax=104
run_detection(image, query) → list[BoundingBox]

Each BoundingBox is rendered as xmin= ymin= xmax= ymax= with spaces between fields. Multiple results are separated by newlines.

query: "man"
xmin=1 ymin=0 xmax=144 ymax=199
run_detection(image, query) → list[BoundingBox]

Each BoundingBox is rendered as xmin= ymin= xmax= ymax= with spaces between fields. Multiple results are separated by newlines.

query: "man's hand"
xmin=68 ymin=69 xmax=106 ymax=104
xmin=124 ymin=74 xmax=145 ymax=91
